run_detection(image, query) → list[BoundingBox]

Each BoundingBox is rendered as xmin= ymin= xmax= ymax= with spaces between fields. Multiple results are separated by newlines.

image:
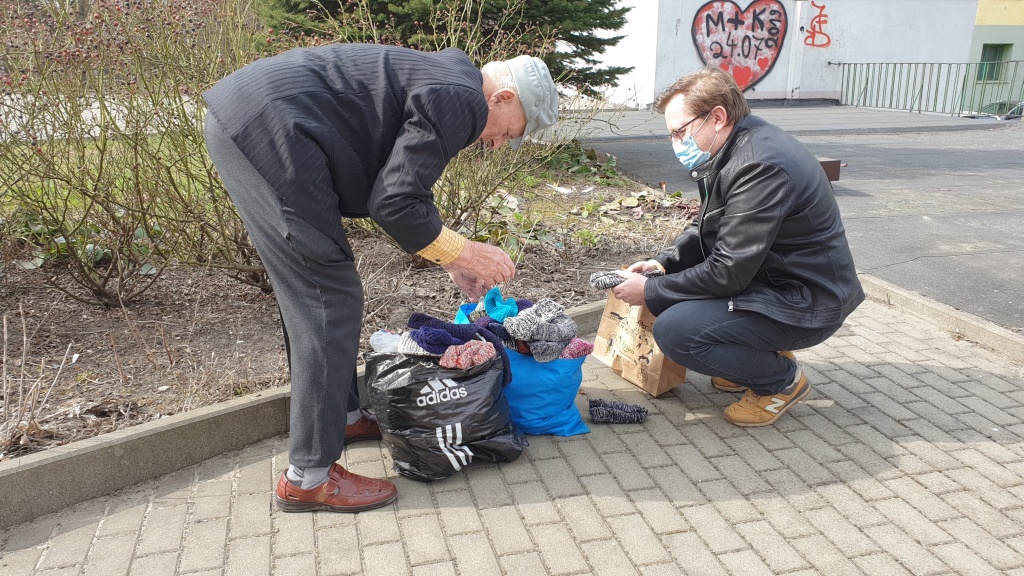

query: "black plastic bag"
xmin=364 ymin=351 xmax=527 ymax=481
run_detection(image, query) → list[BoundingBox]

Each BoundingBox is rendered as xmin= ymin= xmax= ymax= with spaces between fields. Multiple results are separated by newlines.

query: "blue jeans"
xmin=652 ymin=298 xmax=841 ymax=396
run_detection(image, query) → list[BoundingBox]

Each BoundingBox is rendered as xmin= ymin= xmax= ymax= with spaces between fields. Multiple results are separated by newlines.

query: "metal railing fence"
xmin=838 ymin=61 xmax=1024 ymax=116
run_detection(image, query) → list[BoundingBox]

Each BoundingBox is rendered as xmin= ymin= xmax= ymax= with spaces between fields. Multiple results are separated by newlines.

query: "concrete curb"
xmin=858 ymin=273 xmax=1024 ymax=365
xmin=0 ymin=300 xmax=607 ymax=531
xmin=0 ymin=388 xmax=290 ymax=530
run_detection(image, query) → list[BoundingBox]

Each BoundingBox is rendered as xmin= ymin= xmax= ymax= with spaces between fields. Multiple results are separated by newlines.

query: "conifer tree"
xmin=257 ymin=0 xmax=633 ymax=95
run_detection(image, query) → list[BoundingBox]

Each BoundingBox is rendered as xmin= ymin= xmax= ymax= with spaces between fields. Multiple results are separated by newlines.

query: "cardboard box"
xmin=816 ymin=156 xmax=841 ymax=182
xmin=592 ymin=294 xmax=687 ymax=397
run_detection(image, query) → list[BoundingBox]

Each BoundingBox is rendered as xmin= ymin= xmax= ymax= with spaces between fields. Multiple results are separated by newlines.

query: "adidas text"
xmin=417 ymin=379 xmax=468 ymax=406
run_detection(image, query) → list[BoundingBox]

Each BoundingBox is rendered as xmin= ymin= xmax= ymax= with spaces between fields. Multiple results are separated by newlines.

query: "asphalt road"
xmin=580 ymin=109 xmax=1024 ymax=334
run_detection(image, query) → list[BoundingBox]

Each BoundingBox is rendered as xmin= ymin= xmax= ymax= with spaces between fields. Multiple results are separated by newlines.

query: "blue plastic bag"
xmin=454 ymin=303 xmax=478 ymax=324
xmin=504 ymin=350 xmax=589 ymax=436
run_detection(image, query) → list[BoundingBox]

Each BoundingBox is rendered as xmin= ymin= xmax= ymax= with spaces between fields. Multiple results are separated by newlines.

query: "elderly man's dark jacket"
xmin=203 ymin=44 xmax=488 ymax=255
xmin=645 ymin=114 xmax=864 ymax=329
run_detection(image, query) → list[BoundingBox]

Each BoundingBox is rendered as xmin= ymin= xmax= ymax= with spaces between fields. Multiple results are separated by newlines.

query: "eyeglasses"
xmin=669 ymin=113 xmax=708 ymax=143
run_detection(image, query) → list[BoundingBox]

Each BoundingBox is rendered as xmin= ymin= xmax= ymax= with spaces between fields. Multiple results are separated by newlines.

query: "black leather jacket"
xmin=645 ymin=114 xmax=864 ymax=329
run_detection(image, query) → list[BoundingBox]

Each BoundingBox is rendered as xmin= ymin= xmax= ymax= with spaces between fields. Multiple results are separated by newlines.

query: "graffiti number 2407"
xmin=692 ymin=0 xmax=788 ymax=91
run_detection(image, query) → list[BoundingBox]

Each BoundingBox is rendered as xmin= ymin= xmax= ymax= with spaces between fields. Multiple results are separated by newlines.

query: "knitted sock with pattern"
xmin=588 ymin=398 xmax=649 ymax=424
xmin=439 ymin=340 xmax=496 ymax=370
xmin=505 ymin=298 xmax=564 ymax=340
xmin=589 ymin=269 xmax=665 ymax=290
xmin=532 ymin=314 xmax=578 ymax=342
xmin=559 ymin=338 xmax=594 ymax=359
xmin=530 ymin=339 xmax=572 ymax=363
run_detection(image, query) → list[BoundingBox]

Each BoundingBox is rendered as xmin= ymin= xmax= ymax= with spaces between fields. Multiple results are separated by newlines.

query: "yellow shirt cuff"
xmin=416 ymin=227 xmax=466 ymax=266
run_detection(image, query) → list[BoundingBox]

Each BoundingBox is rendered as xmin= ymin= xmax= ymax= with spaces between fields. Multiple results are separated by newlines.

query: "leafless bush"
xmin=0 ymin=307 xmax=72 ymax=459
xmin=0 ymin=0 xmax=276 ymax=304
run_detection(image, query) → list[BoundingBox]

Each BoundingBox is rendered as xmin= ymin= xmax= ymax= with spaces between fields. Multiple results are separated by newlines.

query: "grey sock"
xmin=505 ymin=308 xmax=540 ymax=340
xmin=287 ymin=465 xmax=330 ymax=489
xmin=530 ymin=339 xmax=572 ymax=362
xmin=532 ymin=315 xmax=578 ymax=342
xmin=779 ymin=370 xmax=802 ymax=395
xmin=346 ymin=409 xmax=362 ymax=425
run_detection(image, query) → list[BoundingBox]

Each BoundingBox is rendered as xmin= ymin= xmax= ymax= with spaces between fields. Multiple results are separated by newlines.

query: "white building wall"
xmin=652 ymin=0 xmax=979 ymax=101
xmin=596 ymin=0 xmax=659 ymax=108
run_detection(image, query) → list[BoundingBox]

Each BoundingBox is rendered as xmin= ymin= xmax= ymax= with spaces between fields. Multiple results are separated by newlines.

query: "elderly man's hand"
xmin=442 ymin=240 xmax=515 ymax=300
xmin=443 ymin=264 xmax=489 ymax=300
xmin=611 ymin=271 xmax=647 ymax=306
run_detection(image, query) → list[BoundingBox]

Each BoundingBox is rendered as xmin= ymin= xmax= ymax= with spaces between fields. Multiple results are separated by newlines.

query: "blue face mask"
xmin=671 ymin=115 xmax=714 ymax=170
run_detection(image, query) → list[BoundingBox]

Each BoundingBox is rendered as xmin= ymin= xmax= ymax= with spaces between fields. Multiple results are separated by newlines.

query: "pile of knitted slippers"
xmin=503 ymin=298 xmax=580 ymax=362
xmin=587 ymin=398 xmax=649 ymax=424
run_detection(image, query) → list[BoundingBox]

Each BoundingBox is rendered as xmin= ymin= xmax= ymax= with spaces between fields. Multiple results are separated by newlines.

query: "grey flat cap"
xmin=506 ymin=55 xmax=559 ymax=149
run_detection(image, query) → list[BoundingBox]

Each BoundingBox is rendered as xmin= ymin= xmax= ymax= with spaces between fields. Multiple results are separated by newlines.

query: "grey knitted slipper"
xmin=589 ymin=269 xmax=665 ymax=290
xmin=588 ymin=398 xmax=649 ymax=424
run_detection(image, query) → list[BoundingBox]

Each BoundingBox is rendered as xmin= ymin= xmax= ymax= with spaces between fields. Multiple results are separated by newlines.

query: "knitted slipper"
xmin=397 ymin=333 xmax=441 ymax=357
xmin=589 ymin=269 xmax=665 ymax=290
xmin=588 ymin=398 xmax=649 ymax=424
xmin=559 ymin=338 xmax=593 ymax=359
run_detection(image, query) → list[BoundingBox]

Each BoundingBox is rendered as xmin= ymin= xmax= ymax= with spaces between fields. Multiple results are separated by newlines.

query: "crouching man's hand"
xmin=611 ymin=272 xmax=648 ymax=307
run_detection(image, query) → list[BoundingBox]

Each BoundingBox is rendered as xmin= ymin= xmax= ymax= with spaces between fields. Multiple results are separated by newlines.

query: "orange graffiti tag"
xmin=805 ymin=1 xmax=831 ymax=48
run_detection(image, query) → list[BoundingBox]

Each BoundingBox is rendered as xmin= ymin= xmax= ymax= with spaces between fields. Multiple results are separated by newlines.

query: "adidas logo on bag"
xmin=416 ymin=378 xmax=468 ymax=406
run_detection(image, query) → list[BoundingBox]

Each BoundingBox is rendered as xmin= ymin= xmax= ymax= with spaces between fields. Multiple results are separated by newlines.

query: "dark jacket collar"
xmin=687 ymin=114 xmax=759 ymax=181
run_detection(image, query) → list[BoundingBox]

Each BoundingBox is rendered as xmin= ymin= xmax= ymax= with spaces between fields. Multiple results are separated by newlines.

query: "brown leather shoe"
xmin=275 ymin=463 xmax=398 ymax=513
xmin=711 ymin=351 xmax=797 ymax=392
xmin=345 ymin=408 xmax=383 ymax=442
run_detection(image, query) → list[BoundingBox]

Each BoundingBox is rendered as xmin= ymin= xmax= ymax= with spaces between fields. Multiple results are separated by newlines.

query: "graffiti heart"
xmin=692 ymin=0 xmax=788 ymax=91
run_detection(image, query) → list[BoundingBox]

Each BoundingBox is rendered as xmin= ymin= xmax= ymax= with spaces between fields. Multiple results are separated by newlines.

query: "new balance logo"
xmin=437 ymin=423 xmax=473 ymax=470
xmin=416 ymin=378 xmax=468 ymax=406
xmin=765 ymin=397 xmax=787 ymax=414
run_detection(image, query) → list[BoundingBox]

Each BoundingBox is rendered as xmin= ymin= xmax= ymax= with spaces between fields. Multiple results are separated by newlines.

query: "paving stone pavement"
xmin=2 ymin=296 xmax=1024 ymax=576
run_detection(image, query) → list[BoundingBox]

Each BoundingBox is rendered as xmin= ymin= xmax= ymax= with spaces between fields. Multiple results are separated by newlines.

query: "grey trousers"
xmin=204 ymin=112 xmax=362 ymax=468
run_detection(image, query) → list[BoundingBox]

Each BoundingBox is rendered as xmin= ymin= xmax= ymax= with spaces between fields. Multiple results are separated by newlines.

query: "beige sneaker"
xmin=711 ymin=351 xmax=797 ymax=392
xmin=723 ymin=371 xmax=811 ymax=427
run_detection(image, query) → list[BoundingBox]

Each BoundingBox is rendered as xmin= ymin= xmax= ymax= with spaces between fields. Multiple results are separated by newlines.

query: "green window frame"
xmin=978 ymin=44 xmax=1012 ymax=81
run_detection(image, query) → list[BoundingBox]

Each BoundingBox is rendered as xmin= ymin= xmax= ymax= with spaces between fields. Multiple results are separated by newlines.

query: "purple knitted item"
xmin=409 ymin=326 xmax=469 ymax=355
xmin=486 ymin=322 xmax=515 ymax=349
xmin=408 ymin=313 xmax=512 ymax=386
